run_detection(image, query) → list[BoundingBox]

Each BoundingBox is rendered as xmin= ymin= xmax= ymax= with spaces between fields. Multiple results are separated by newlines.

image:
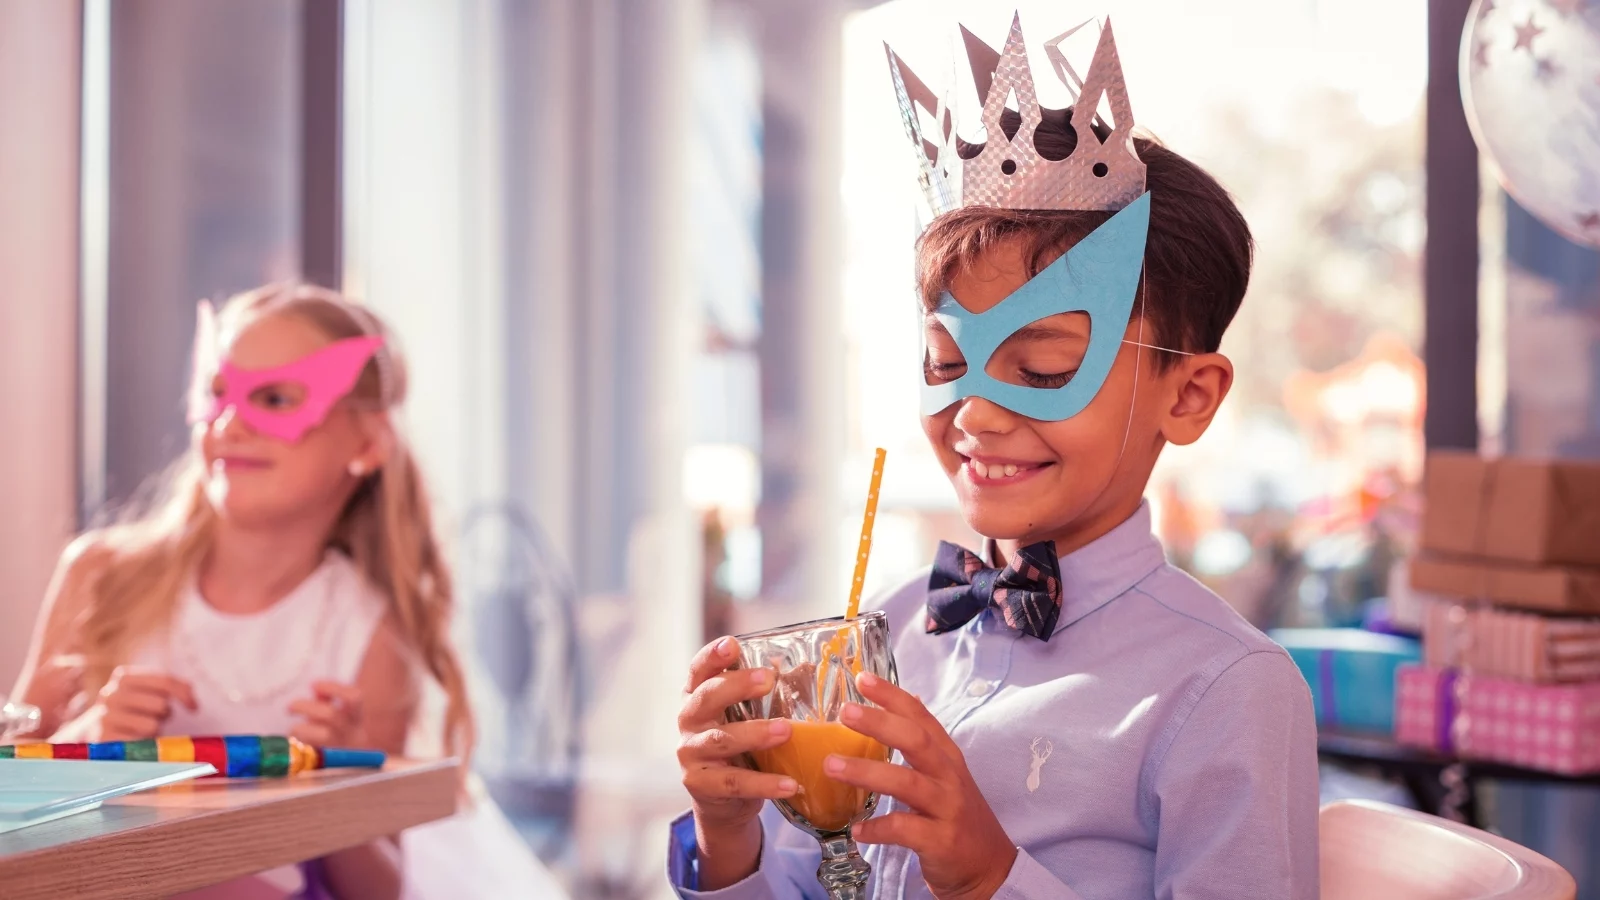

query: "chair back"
xmin=1320 ymin=800 xmax=1576 ymax=900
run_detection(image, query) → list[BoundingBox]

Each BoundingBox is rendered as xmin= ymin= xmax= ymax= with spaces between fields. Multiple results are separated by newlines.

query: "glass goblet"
xmin=1 ymin=701 xmax=41 ymax=742
xmin=726 ymin=611 xmax=897 ymax=900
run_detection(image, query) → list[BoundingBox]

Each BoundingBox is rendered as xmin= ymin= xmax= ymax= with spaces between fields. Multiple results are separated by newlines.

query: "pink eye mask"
xmin=189 ymin=331 xmax=384 ymax=444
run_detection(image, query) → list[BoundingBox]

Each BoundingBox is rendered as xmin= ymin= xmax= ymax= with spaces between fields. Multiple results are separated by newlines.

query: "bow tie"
xmin=925 ymin=540 xmax=1063 ymax=640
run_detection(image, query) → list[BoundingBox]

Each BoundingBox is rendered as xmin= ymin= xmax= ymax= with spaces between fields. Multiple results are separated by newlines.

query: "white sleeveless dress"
xmin=132 ymin=551 xmax=385 ymax=738
xmin=130 ymin=551 xmax=566 ymax=900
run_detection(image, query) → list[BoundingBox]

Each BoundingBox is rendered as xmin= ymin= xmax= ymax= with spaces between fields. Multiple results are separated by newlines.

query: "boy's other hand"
xmin=93 ymin=666 xmax=198 ymax=742
xmin=676 ymin=636 xmax=797 ymax=889
xmin=830 ymin=672 xmax=1018 ymax=900
xmin=288 ymin=681 xmax=366 ymax=747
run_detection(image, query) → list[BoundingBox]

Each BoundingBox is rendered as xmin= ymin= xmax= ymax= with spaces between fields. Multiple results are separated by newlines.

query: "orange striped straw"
xmin=845 ymin=448 xmax=887 ymax=620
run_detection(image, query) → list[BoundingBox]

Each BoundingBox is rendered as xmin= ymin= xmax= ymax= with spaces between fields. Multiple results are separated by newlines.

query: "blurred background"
xmin=2 ymin=0 xmax=1598 ymax=896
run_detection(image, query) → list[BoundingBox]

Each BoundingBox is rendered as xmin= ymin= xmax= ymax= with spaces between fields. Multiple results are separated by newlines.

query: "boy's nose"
xmin=951 ymin=396 xmax=1018 ymax=436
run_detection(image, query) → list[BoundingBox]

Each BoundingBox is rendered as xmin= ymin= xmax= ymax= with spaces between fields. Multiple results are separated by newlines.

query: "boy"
xmin=671 ymin=13 xmax=1318 ymax=900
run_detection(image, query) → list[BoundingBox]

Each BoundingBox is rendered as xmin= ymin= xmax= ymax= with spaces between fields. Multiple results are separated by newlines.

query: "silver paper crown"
xmin=886 ymin=13 xmax=1145 ymax=215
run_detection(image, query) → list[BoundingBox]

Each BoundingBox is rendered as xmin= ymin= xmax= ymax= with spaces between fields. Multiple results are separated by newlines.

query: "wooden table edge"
xmin=0 ymin=759 xmax=460 ymax=900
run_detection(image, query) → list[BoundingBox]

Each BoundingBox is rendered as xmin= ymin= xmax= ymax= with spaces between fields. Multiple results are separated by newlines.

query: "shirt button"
xmin=967 ymin=679 xmax=992 ymax=697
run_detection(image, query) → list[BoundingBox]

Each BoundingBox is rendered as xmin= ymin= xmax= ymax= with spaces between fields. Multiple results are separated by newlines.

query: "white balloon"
xmin=1461 ymin=0 xmax=1600 ymax=249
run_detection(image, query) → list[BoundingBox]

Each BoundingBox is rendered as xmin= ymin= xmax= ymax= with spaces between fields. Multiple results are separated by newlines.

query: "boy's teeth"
xmin=971 ymin=460 xmax=1025 ymax=480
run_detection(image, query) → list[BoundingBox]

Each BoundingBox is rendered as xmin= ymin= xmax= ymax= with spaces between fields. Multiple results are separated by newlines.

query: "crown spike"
xmin=886 ymin=44 xmax=943 ymax=164
xmin=1073 ymin=20 xmax=1135 ymax=145
xmin=1044 ymin=18 xmax=1098 ymax=101
xmin=958 ymin=25 xmax=1001 ymax=113
xmin=977 ymin=13 xmax=1044 ymax=151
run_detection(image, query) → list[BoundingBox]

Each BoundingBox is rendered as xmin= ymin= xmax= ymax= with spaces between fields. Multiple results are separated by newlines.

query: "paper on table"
xmin=0 ymin=758 xmax=215 ymax=834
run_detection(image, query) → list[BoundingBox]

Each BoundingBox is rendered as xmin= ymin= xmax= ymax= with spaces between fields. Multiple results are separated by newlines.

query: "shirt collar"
xmin=984 ymin=501 xmax=1168 ymax=635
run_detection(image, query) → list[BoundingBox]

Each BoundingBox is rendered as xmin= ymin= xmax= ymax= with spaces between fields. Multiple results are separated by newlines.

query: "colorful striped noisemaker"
xmin=0 ymin=735 xmax=385 ymax=777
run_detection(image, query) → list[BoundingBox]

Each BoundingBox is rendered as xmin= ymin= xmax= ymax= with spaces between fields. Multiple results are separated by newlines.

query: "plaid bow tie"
xmin=925 ymin=541 xmax=1064 ymax=640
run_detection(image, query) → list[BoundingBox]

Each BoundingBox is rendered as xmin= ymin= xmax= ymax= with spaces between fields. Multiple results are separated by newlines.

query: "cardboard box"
xmin=1421 ymin=451 xmax=1600 ymax=567
xmin=1395 ymin=663 xmax=1600 ymax=775
xmin=1271 ymin=628 xmax=1421 ymax=735
xmin=1422 ymin=602 xmax=1600 ymax=682
xmin=1409 ymin=554 xmax=1600 ymax=614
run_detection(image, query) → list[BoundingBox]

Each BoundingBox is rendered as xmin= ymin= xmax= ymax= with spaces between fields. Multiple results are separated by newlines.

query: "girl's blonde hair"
xmin=72 ymin=283 xmax=474 ymax=758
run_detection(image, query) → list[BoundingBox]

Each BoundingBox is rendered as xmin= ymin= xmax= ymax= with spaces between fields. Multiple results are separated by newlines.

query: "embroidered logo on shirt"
xmin=1027 ymin=737 xmax=1054 ymax=793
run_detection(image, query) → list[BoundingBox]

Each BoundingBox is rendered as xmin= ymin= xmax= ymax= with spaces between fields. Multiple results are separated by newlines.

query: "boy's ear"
xmin=1161 ymin=353 xmax=1233 ymax=446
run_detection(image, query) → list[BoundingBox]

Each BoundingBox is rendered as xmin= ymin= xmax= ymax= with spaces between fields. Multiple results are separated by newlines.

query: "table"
xmin=1318 ymin=730 xmax=1600 ymax=825
xmin=0 ymin=759 xmax=458 ymax=900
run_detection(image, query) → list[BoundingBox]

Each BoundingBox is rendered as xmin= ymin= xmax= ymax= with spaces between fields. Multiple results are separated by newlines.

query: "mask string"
xmin=1122 ymin=339 xmax=1192 ymax=355
xmin=1113 ymin=272 xmax=1148 ymax=468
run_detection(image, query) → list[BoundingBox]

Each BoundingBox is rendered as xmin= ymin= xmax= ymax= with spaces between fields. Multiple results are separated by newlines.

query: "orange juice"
xmin=752 ymin=720 xmax=889 ymax=834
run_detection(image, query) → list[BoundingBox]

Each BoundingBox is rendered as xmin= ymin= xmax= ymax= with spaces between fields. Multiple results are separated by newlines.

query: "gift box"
xmin=1271 ymin=628 xmax=1421 ymax=735
xmin=1423 ymin=602 xmax=1600 ymax=683
xmin=1420 ymin=451 xmax=1600 ymax=567
xmin=1395 ymin=663 xmax=1456 ymax=752
xmin=1409 ymin=555 xmax=1600 ymax=614
xmin=1395 ymin=664 xmax=1600 ymax=775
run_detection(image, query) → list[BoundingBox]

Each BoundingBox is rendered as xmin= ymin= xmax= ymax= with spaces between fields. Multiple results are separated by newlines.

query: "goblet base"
xmin=816 ymin=831 xmax=871 ymax=900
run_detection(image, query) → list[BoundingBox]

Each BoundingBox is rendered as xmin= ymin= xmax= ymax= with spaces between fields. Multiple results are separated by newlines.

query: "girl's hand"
xmin=288 ymin=681 xmax=366 ymax=747
xmin=677 ymin=637 xmax=797 ymax=890
xmin=22 ymin=658 xmax=84 ymax=737
xmin=828 ymin=672 xmax=1017 ymax=900
xmin=92 ymin=666 xmax=198 ymax=742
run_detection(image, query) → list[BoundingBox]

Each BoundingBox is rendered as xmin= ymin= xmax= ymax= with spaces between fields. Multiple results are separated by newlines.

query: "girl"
xmin=9 ymin=283 xmax=553 ymax=899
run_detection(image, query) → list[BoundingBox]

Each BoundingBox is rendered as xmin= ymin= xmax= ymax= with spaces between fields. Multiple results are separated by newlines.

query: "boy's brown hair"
xmin=916 ymin=107 xmax=1253 ymax=370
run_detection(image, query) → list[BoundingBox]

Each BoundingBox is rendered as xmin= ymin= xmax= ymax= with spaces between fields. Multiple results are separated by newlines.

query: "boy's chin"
xmin=959 ymin=506 xmax=1058 ymax=545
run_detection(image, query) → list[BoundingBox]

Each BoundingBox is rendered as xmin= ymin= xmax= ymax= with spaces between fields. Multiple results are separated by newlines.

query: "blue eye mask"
xmin=923 ymin=191 xmax=1153 ymax=422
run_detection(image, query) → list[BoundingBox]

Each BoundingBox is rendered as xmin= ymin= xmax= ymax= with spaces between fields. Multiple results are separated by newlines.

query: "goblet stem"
xmin=815 ymin=829 xmax=871 ymax=900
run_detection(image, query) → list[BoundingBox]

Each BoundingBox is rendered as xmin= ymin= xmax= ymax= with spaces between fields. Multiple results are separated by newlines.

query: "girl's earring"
xmin=348 ymin=460 xmax=368 ymax=478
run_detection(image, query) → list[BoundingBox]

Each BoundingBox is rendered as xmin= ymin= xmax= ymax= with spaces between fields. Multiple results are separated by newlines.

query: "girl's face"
xmin=194 ymin=312 xmax=383 ymax=529
xmin=921 ymin=239 xmax=1207 ymax=551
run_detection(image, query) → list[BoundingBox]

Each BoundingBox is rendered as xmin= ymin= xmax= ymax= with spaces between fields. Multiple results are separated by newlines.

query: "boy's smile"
xmin=959 ymin=453 xmax=1051 ymax=486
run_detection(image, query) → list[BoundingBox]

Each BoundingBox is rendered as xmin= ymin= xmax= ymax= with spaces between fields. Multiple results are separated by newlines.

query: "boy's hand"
xmin=677 ymin=636 xmax=798 ymax=890
xmin=827 ymin=672 xmax=1017 ymax=900
xmin=288 ymin=681 xmax=366 ymax=747
xmin=678 ymin=637 xmax=799 ymax=828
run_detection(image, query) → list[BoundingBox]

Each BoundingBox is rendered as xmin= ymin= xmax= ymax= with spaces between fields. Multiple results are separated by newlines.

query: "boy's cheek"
xmin=920 ymin=412 xmax=945 ymax=445
xmin=920 ymin=412 xmax=966 ymax=473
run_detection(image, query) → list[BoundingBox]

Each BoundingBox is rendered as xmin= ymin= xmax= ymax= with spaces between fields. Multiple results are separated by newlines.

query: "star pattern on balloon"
xmin=1512 ymin=14 xmax=1546 ymax=52
xmin=1464 ymin=0 xmax=1600 ymax=248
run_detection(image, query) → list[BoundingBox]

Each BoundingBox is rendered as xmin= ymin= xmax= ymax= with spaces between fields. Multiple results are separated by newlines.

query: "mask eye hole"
xmin=922 ymin=319 xmax=967 ymax=386
xmin=985 ymin=313 xmax=1090 ymax=391
xmin=249 ymin=382 xmax=307 ymax=413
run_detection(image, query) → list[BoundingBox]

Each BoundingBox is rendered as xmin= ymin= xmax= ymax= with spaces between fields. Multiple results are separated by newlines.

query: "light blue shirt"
xmin=669 ymin=504 xmax=1320 ymax=899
